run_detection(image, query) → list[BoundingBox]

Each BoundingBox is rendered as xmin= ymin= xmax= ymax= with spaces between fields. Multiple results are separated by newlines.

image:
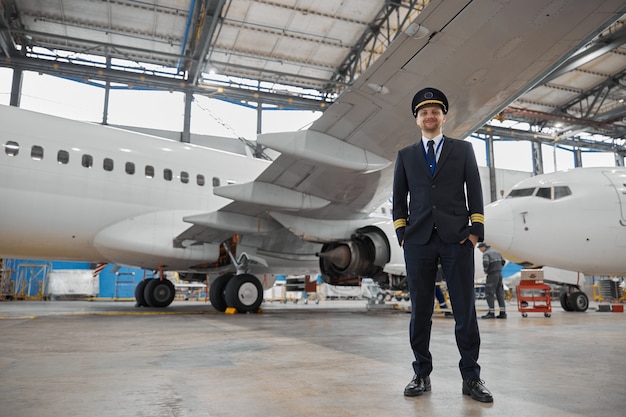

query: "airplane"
xmin=484 ymin=167 xmax=626 ymax=312
xmin=1 ymin=0 xmax=624 ymax=313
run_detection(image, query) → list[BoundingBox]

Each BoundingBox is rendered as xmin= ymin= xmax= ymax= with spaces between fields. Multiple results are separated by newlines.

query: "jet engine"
xmin=317 ymin=226 xmax=391 ymax=286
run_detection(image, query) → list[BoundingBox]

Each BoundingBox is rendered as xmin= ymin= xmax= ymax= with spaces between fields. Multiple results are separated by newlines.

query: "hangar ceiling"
xmin=1 ymin=0 xmax=625 ymax=158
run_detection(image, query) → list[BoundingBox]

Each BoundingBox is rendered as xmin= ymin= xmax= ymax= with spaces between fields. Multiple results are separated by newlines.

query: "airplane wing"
xmin=177 ymin=0 xmax=625 ymax=244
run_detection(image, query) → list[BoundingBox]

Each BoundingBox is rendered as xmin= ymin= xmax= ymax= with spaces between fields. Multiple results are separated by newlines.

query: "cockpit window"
xmin=507 ymin=187 xmax=535 ymax=198
xmin=517 ymin=185 xmax=572 ymax=201
xmin=536 ymin=187 xmax=551 ymax=199
xmin=554 ymin=186 xmax=571 ymax=200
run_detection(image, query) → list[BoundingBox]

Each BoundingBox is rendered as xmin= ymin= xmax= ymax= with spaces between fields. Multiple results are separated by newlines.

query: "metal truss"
xmin=323 ymin=0 xmax=428 ymax=96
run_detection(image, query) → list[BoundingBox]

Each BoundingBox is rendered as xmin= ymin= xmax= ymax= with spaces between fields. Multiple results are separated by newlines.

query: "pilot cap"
xmin=412 ymin=87 xmax=448 ymax=117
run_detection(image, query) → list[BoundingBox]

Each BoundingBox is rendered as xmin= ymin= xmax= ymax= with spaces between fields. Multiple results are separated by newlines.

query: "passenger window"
xmin=164 ymin=169 xmax=172 ymax=181
xmin=82 ymin=154 xmax=93 ymax=168
xmin=507 ymin=187 xmax=535 ymax=198
xmin=197 ymin=174 xmax=205 ymax=186
xmin=125 ymin=162 xmax=135 ymax=175
xmin=180 ymin=171 xmax=189 ymax=184
xmin=57 ymin=150 xmax=69 ymax=164
xmin=31 ymin=145 xmax=44 ymax=160
xmin=212 ymin=177 xmax=220 ymax=187
xmin=103 ymin=158 xmax=114 ymax=172
xmin=554 ymin=186 xmax=572 ymax=200
xmin=4 ymin=141 xmax=19 ymax=156
xmin=535 ymin=187 xmax=551 ymax=199
xmin=145 ymin=165 xmax=154 ymax=178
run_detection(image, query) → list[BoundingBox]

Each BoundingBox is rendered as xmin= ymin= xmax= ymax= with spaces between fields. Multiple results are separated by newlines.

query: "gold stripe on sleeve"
xmin=394 ymin=219 xmax=407 ymax=229
xmin=470 ymin=213 xmax=484 ymax=224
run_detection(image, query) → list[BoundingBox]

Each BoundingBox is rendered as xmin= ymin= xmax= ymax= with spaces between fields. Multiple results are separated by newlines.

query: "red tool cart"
xmin=516 ymin=269 xmax=552 ymax=317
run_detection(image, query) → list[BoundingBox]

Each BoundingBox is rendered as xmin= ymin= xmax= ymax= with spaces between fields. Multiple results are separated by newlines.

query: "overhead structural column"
xmin=102 ymin=55 xmax=111 ymax=125
xmin=9 ymin=67 xmax=22 ymax=107
xmin=574 ymin=148 xmax=583 ymax=167
xmin=182 ymin=91 xmax=193 ymax=143
xmin=532 ymin=141 xmax=544 ymax=176
xmin=485 ymin=133 xmax=497 ymax=203
xmin=1 ymin=0 xmax=23 ymax=108
xmin=255 ymin=101 xmax=264 ymax=157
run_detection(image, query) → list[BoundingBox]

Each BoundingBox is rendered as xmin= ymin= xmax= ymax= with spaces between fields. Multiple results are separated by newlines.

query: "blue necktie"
xmin=427 ymin=140 xmax=436 ymax=174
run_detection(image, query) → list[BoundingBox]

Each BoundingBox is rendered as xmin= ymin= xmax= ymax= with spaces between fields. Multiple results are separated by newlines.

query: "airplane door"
xmin=602 ymin=170 xmax=626 ymax=227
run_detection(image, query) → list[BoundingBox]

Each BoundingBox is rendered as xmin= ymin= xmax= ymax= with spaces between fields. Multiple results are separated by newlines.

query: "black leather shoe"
xmin=462 ymin=379 xmax=493 ymax=403
xmin=496 ymin=312 xmax=507 ymax=319
xmin=481 ymin=312 xmax=495 ymax=319
xmin=404 ymin=375 xmax=431 ymax=397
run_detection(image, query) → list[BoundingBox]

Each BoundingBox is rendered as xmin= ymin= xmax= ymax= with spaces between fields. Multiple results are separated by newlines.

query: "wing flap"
xmin=257 ymin=130 xmax=391 ymax=173
xmin=173 ymin=210 xmax=284 ymax=247
xmin=214 ymin=181 xmax=331 ymax=211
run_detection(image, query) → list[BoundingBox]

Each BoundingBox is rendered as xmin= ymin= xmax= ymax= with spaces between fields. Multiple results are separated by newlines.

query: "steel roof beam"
xmin=324 ymin=0 xmax=425 ymax=95
xmin=541 ymin=23 xmax=626 ymax=85
xmin=186 ymin=0 xmax=227 ymax=85
xmin=558 ymin=67 xmax=626 ymax=121
xmin=475 ymin=125 xmax=626 ymax=155
xmin=0 ymin=56 xmax=327 ymax=112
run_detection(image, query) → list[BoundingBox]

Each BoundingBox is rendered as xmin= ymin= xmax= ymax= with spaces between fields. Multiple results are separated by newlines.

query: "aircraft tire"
xmin=559 ymin=292 xmax=573 ymax=311
xmin=569 ymin=291 xmax=589 ymax=312
xmin=209 ymin=273 xmax=232 ymax=312
xmin=143 ymin=278 xmax=176 ymax=308
xmin=224 ymin=274 xmax=263 ymax=313
xmin=135 ymin=279 xmax=150 ymax=307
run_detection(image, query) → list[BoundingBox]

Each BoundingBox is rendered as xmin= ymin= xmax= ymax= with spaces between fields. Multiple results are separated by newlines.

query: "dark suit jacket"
xmin=392 ymin=136 xmax=484 ymax=245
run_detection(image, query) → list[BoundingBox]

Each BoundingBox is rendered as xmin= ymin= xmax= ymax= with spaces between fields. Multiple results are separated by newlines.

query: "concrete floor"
xmin=0 ymin=298 xmax=624 ymax=417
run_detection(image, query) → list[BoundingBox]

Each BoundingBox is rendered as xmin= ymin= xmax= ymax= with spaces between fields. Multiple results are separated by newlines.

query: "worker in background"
xmin=478 ymin=242 xmax=506 ymax=319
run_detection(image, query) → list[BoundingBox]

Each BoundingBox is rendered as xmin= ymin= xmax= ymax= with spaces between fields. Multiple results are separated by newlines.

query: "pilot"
xmin=392 ymin=87 xmax=493 ymax=402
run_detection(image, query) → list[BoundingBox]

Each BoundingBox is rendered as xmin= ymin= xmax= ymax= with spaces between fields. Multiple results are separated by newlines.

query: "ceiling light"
xmin=367 ymin=83 xmax=389 ymax=95
xmin=405 ymin=23 xmax=430 ymax=39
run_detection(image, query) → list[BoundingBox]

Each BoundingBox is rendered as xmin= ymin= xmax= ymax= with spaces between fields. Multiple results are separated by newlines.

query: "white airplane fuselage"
xmin=0 ymin=104 xmax=273 ymax=270
xmin=484 ymin=167 xmax=626 ymax=276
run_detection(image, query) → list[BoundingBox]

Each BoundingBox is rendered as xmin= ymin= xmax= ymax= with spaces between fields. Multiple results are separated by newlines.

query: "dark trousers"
xmin=404 ymin=230 xmax=481 ymax=380
xmin=485 ymin=272 xmax=506 ymax=310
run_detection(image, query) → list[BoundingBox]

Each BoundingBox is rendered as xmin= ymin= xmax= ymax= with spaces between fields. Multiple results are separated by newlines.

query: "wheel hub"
xmin=237 ymin=282 xmax=259 ymax=306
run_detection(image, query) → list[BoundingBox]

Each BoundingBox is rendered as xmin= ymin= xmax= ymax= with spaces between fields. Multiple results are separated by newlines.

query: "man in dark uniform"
xmin=392 ymin=87 xmax=493 ymax=403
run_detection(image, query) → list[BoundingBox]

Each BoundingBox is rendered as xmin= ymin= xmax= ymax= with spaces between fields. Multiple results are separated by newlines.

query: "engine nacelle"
xmin=317 ymin=226 xmax=391 ymax=286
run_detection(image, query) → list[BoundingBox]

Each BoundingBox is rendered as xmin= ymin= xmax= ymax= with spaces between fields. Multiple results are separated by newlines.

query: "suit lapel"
xmin=412 ymin=142 xmax=432 ymax=176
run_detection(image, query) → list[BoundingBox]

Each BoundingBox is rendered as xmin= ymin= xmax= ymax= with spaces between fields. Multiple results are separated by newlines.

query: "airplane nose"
xmin=484 ymin=200 xmax=514 ymax=252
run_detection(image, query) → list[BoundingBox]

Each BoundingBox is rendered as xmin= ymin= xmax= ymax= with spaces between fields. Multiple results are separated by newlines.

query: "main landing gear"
xmin=206 ymin=243 xmax=266 ymax=314
xmin=134 ymin=278 xmax=176 ymax=308
xmin=209 ymin=273 xmax=264 ymax=314
xmin=132 ymin=273 xmax=264 ymax=312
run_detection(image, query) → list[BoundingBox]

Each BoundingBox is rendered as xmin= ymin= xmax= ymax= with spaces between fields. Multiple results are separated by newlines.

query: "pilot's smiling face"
xmin=416 ymin=104 xmax=446 ymax=136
